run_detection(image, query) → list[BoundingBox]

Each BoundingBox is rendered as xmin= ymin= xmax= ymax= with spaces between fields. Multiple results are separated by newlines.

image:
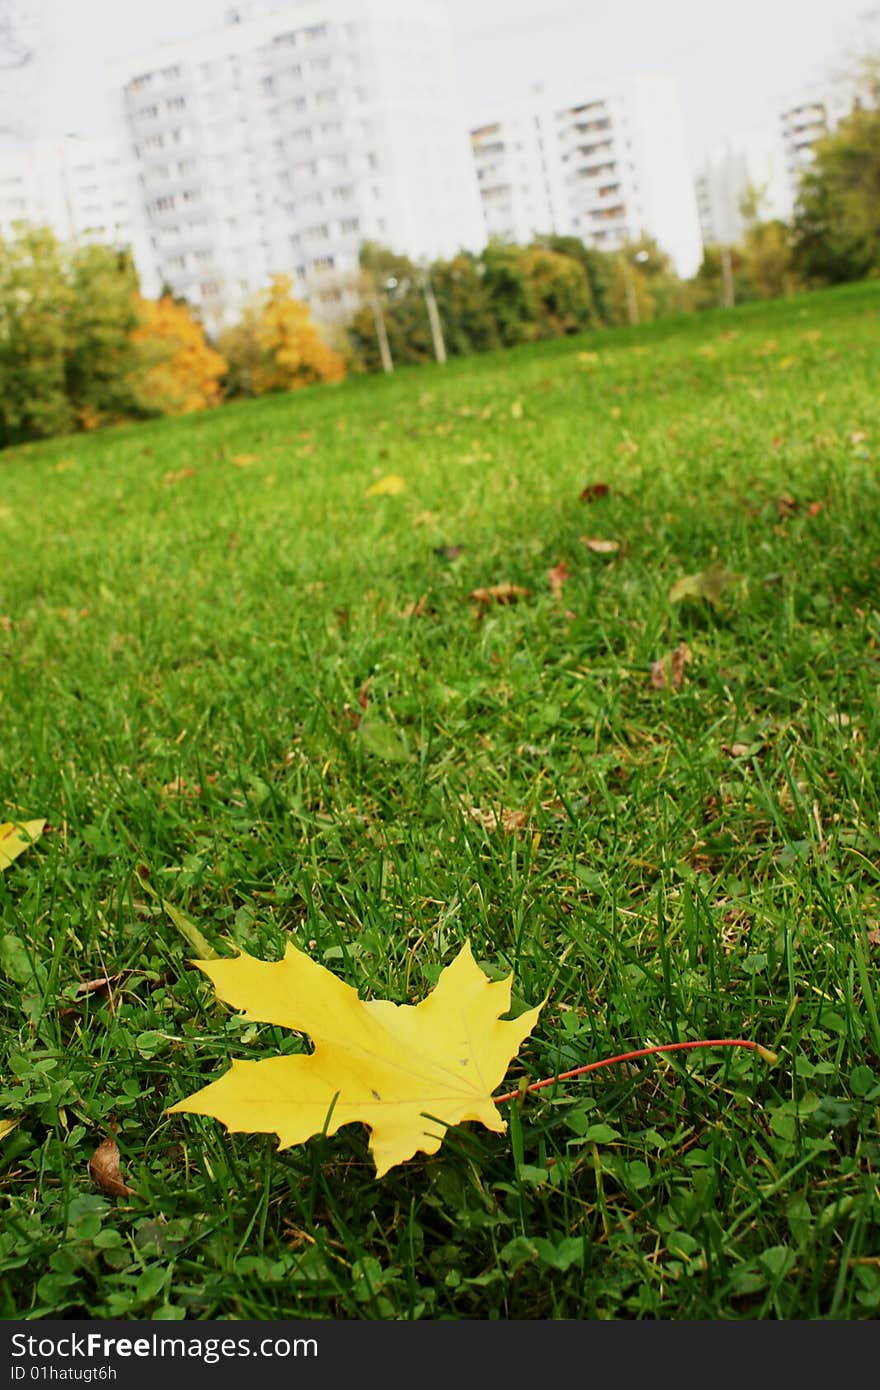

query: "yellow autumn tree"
xmin=219 ymin=274 xmax=345 ymax=397
xmin=130 ymin=295 xmax=228 ymax=416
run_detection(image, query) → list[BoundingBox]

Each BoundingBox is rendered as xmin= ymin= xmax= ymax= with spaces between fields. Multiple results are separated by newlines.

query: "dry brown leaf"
xmin=775 ymin=494 xmax=799 ymax=518
xmin=650 ymin=641 xmax=692 ymax=690
xmin=468 ymin=583 xmax=529 ymax=608
xmin=0 ymin=616 xmax=12 ymax=632
xmin=161 ymin=774 xmax=217 ymax=799
xmin=231 ymin=453 xmax=259 ymax=467
xmin=468 ymin=807 xmax=528 ymax=833
xmin=580 ymin=483 xmax=609 ymax=503
xmin=581 ymin=537 xmax=620 ymax=554
xmin=867 ymin=927 xmax=880 ymax=948
xmin=89 ymin=1136 xmax=134 ymax=1197
xmin=162 ymin=468 xmax=195 ymax=486
xmin=547 ymin=561 xmax=570 ymax=597
xmin=401 ymin=594 xmax=429 ymax=619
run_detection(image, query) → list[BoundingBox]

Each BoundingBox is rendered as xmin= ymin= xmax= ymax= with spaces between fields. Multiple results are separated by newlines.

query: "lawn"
xmin=1 ymin=281 xmax=879 ymax=1320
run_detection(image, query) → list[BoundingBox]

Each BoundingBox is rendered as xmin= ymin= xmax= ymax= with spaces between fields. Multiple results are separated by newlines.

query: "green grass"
xmin=1 ymin=281 xmax=880 ymax=1320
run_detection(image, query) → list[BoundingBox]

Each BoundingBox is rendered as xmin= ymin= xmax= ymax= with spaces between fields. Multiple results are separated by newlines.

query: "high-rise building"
xmin=777 ymin=83 xmax=859 ymax=211
xmin=470 ymin=77 xmax=703 ymax=278
xmin=0 ymin=135 xmax=143 ymax=254
xmin=110 ymin=0 xmax=485 ymax=330
xmin=694 ymin=130 xmax=791 ymax=247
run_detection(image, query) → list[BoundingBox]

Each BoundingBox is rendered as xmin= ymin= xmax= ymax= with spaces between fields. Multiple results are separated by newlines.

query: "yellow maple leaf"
xmin=0 ymin=820 xmax=45 ymax=872
xmin=365 ymin=473 xmax=405 ymax=497
xmin=169 ymin=941 xmax=542 ymax=1177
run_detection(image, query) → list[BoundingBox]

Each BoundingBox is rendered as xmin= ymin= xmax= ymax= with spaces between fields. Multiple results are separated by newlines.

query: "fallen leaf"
xmin=74 ymin=973 xmax=126 ymax=999
xmin=401 ymin=594 xmax=430 ymax=618
xmin=468 ymin=583 xmax=529 ymax=608
xmin=169 ymin=940 xmax=542 ymax=1177
xmin=89 ymin=1136 xmax=134 ymax=1197
xmin=366 ymin=474 xmax=405 ymax=497
xmin=162 ymin=468 xmax=195 ymax=485
xmin=0 ymin=616 xmax=12 ymax=631
xmin=0 ymin=1117 xmax=19 ymax=1142
xmin=468 ymin=807 xmax=528 ymax=834
xmin=668 ymin=564 xmax=737 ymax=607
xmin=547 ymin=561 xmax=570 ymax=597
xmin=806 ymin=500 xmax=824 ymax=517
xmin=775 ymin=494 xmax=799 ymax=518
xmin=650 ymin=642 xmax=692 ymax=690
xmin=580 ymin=483 xmax=609 ymax=503
xmin=0 ymin=820 xmax=45 ymax=872
xmin=231 ymin=453 xmax=259 ymax=467
xmin=581 ymin=537 xmax=620 ymax=554
xmin=722 ymin=743 xmax=752 ymax=758
xmin=867 ymin=928 xmax=880 ymax=948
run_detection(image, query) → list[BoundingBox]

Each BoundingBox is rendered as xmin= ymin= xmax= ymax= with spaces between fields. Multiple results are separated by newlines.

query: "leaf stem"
xmin=494 ymin=1038 xmax=777 ymax=1105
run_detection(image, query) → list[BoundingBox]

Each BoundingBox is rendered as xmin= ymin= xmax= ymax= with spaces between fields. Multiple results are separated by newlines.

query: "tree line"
xmin=1 ymin=90 xmax=878 ymax=446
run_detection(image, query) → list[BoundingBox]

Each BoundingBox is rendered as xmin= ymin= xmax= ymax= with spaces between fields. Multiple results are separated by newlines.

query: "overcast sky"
xmin=2 ymin=0 xmax=876 ymax=164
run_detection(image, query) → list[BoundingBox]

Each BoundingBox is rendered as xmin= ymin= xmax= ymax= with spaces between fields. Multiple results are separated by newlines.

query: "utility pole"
xmin=369 ymin=289 xmax=394 ymax=374
xmin=421 ymin=274 xmax=447 ymax=364
xmin=721 ymin=244 xmax=735 ymax=309
xmin=623 ymin=259 xmax=639 ymax=326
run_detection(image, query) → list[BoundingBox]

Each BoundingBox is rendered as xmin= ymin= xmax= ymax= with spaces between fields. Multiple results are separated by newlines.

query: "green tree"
xmin=0 ymin=224 xmax=73 ymax=446
xmin=65 ymin=244 xmax=141 ymax=428
xmin=793 ymin=103 xmax=880 ymax=284
xmin=738 ymin=219 xmax=800 ymax=300
xmin=481 ymin=242 xmax=595 ymax=345
xmin=534 ymin=235 xmax=611 ymax=324
xmin=429 ymin=252 xmax=499 ymax=356
xmin=347 ymin=244 xmax=433 ymax=371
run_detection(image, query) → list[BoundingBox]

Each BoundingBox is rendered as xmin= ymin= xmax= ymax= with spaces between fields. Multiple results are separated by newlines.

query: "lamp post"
xmin=622 ymin=248 xmax=650 ymax=326
xmin=421 ymin=271 xmax=447 ymax=365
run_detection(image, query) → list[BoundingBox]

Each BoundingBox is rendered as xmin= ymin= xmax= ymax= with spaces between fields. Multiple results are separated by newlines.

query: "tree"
xmin=65 ymin=245 xmax=142 ymax=428
xmin=347 ymin=244 xmax=434 ymax=371
xmin=0 ymin=225 xmax=74 ymax=446
xmin=429 ymin=252 xmax=499 ymax=356
xmin=130 ymin=294 xmax=228 ymax=415
xmin=481 ymin=242 xmax=595 ymax=345
xmin=792 ymin=104 xmax=880 ymax=284
xmin=534 ymin=235 xmax=610 ymax=324
xmin=738 ymin=219 xmax=800 ymax=300
xmin=219 ymin=274 xmax=345 ymax=396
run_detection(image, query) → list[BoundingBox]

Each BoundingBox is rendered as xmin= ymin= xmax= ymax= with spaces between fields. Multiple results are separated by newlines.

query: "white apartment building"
xmin=778 ymin=84 xmax=858 ymax=211
xmin=0 ymin=135 xmax=142 ymax=252
xmin=110 ymin=0 xmax=485 ymax=330
xmin=694 ymin=130 xmax=791 ymax=247
xmin=471 ymin=77 xmax=703 ymax=278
